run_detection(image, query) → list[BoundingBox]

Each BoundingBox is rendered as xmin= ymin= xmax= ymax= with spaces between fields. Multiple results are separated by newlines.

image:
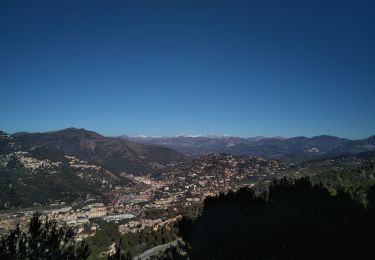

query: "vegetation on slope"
xmin=85 ymin=221 xmax=178 ymax=259
xmin=0 ymin=213 xmax=90 ymax=260
xmin=176 ymin=177 xmax=375 ymax=260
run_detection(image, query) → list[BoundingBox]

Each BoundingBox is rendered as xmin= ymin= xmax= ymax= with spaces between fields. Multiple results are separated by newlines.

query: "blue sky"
xmin=0 ymin=0 xmax=374 ymax=138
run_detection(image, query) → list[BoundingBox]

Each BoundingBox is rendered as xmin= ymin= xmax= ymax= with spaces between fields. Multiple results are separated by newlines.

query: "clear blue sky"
xmin=1 ymin=0 xmax=374 ymax=138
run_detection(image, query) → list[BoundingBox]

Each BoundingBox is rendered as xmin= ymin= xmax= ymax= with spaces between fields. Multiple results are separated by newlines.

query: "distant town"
xmin=0 ymin=137 xmax=285 ymax=242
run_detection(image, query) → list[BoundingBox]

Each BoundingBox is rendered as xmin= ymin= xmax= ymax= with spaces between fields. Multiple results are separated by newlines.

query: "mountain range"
xmin=0 ymin=128 xmax=186 ymax=208
xmin=2 ymin=128 xmax=375 ymax=167
xmin=127 ymin=134 xmax=375 ymax=162
xmin=11 ymin=128 xmax=185 ymax=174
xmin=1 ymin=127 xmax=375 ymax=209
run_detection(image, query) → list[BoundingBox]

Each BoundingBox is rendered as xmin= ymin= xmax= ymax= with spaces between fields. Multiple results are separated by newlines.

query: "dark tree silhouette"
xmin=0 ymin=213 xmax=90 ymax=260
xmin=178 ymin=178 xmax=375 ymax=260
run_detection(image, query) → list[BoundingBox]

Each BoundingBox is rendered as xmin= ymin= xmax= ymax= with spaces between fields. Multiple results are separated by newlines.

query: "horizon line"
xmin=1 ymin=127 xmax=374 ymax=141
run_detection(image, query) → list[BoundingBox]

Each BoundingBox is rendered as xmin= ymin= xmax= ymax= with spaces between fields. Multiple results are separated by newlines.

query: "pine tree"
xmin=0 ymin=212 xmax=90 ymax=260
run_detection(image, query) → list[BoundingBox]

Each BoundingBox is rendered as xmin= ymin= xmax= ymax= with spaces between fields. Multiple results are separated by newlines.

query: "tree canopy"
xmin=0 ymin=213 xmax=90 ymax=260
xmin=178 ymin=177 xmax=375 ymax=260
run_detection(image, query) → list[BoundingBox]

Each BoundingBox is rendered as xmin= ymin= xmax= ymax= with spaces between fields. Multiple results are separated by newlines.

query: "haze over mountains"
xmin=2 ymin=128 xmax=375 ymax=165
xmin=127 ymin=133 xmax=375 ymax=162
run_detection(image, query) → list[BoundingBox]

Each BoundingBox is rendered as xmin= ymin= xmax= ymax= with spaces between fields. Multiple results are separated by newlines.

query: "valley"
xmin=1 ymin=128 xmax=375 ymax=258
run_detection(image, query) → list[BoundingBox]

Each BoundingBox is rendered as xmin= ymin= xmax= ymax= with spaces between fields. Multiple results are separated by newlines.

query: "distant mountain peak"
xmin=131 ymin=134 xmax=233 ymax=139
xmin=9 ymin=128 xmax=185 ymax=174
xmin=49 ymin=127 xmax=99 ymax=134
xmin=44 ymin=127 xmax=105 ymax=139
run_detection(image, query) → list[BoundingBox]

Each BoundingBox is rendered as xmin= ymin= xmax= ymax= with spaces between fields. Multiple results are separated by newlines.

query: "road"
xmin=133 ymin=240 xmax=179 ymax=260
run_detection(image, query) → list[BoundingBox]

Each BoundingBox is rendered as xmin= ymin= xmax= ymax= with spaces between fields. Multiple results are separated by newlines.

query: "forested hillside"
xmin=175 ymin=175 xmax=375 ymax=260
